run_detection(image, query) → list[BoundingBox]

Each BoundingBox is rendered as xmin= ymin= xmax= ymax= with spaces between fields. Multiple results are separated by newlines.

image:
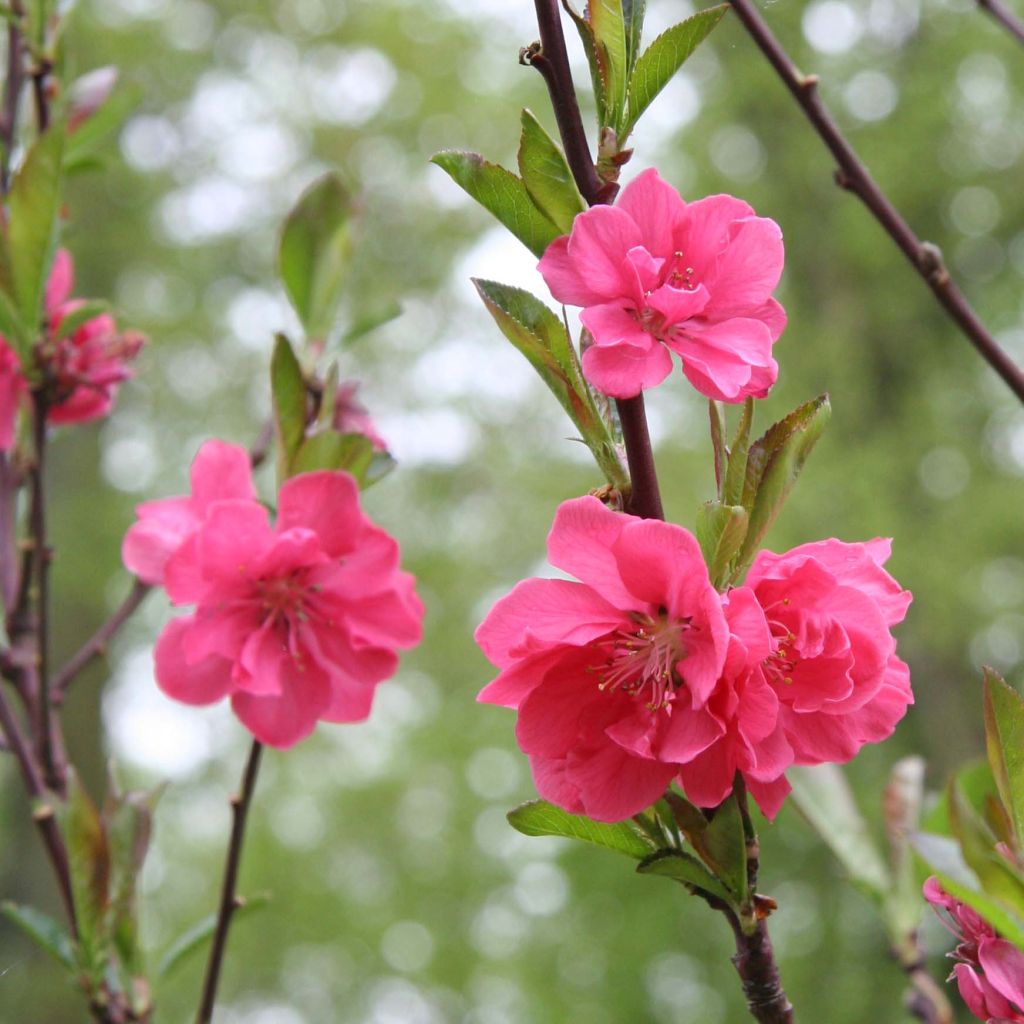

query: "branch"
xmin=728 ymin=0 xmax=1024 ymax=406
xmin=616 ymin=395 xmax=665 ymax=519
xmin=194 ymin=739 xmax=264 ymax=1024
xmin=0 ymin=19 xmax=24 ymax=194
xmin=898 ymin=939 xmax=954 ymax=1024
xmin=726 ymin=914 xmax=796 ymax=1024
xmin=977 ymin=0 xmax=1024 ymax=46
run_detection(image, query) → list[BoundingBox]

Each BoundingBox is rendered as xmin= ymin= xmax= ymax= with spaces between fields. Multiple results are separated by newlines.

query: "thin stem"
xmin=616 ymin=395 xmax=664 ymax=519
xmin=0 ymin=682 xmax=76 ymax=933
xmin=725 ymin=914 xmax=796 ymax=1024
xmin=977 ymin=0 xmax=1024 ymax=46
xmin=897 ymin=937 xmax=954 ymax=1024
xmin=52 ymin=578 xmax=151 ymax=699
xmin=195 ymin=739 xmax=264 ymax=1024
xmin=728 ymin=0 xmax=1024 ymax=405
xmin=1 ymin=18 xmax=24 ymax=194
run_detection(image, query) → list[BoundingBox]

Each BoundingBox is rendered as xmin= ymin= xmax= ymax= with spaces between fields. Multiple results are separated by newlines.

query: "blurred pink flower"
xmin=333 ymin=380 xmax=387 ymax=451
xmin=475 ymin=496 xmax=729 ymax=822
xmin=153 ymin=469 xmax=423 ymax=748
xmin=924 ymin=877 xmax=1024 ymax=1022
xmin=122 ymin=440 xmax=257 ymax=585
xmin=0 ymin=339 xmax=27 ymax=451
xmin=746 ymin=538 xmax=913 ymax=768
xmin=538 ymin=168 xmax=785 ymax=401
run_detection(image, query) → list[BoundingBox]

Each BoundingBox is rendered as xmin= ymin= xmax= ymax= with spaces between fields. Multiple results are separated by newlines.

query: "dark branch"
xmin=977 ymin=0 xmax=1024 ymax=46
xmin=728 ymin=0 xmax=1024 ymax=406
xmin=195 ymin=740 xmax=264 ymax=1024
xmin=0 ymin=19 xmax=24 ymax=194
xmin=616 ymin=395 xmax=664 ymax=519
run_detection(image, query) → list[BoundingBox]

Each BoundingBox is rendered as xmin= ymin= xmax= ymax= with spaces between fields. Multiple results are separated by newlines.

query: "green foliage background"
xmin=2 ymin=0 xmax=1024 ymax=1020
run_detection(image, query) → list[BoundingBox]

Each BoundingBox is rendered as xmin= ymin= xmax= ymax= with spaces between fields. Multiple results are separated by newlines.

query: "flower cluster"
xmin=475 ymin=496 xmax=912 ymax=821
xmin=924 ymin=877 xmax=1024 ymax=1022
xmin=123 ymin=440 xmax=424 ymax=748
xmin=539 ymin=169 xmax=785 ymax=402
xmin=0 ymin=250 xmax=143 ymax=448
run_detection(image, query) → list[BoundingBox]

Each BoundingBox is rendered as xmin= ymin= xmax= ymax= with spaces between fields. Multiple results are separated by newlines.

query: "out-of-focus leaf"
xmin=922 ymin=759 xmax=995 ymax=838
xmin=984 ymin=668 xmax=1024 ymax=847
xmin=588 ymin=0 xmax=628 ymax=129
xmin=912 ymin=831 xmax=1024 ymax=949
xmin=507 ymin=799 xmax=654 ymax=859
xmin=278 ymin=173 xmax=354 ymax=340
xmin=7 ymin=126 xmax=65 ymax=335
xmin=341 ymin=300 xmax=402 ymax=346
xmin=696 ymin=502 xmax=748 ymax=590
xmin=789 ymin=763 xmax=891 ymax=900
xmin=702 ymin=794 xmax=748 ymax=900
xmin=623 ymin=7 xmax=728 ymax=135
xmin=0 ymin=901 xmax=75 ymax=969
xmin=431 ymin=151 xmax=560 ymax=258
xmin=473 ymin=279 xmax=627 ymax=491
xmin=733 ymin=394 xmax=831 ymax=576
xmin=883 ymin=756 xmax=927 ymax=940
xmin=292 ymin=431 xmax=375 ymax=482
xmin=54 ymin=300 xmax=109 ymax=340
xmin=65 ymin=72 xmax=142 ymax=170
xmin=157 ymin=895 xmax=270 ymax=979
xmin=637 ymin=849 xmax=731 ymax=900
xmin=270 ymin=333 xmax=307 ymax=478
xmin=517 ymin=109 xmax=585 ymax=234
xmin=0 ymin=288 xmax=29 ymax=352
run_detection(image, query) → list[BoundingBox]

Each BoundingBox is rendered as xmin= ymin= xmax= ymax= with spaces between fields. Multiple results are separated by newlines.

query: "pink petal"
xmin=646 ymin=283 xmax=709 ymax=326
xmin=615 ymin=168 xmax=685 ymax=258
xmin=979 ymin=939 xmax=1024 ymax=1010
xmin=537 ymin=236 xmax=601 ymax=308
xmin=320 ymin=676 xmax=378 ymax=723
xmin=475 ymin=577 xmax=626 ymax=668
xmin=562 ymin=205 xmax=645 ymax=300
xmin=231 ymin=659 xmax=332 ymax=748
xmin=195 ymin=500 xmax=274 ymax=586
xmin=702 ymin=217 xmax=785 ymax=314
xmin=675 ymin=740 xmax=735 ymax=809
xmin=477 ymin=647 xmax=566 ymax=708
xmin=611 ymin=517 xmax=706 ymax=609
xmin=657 ymin=704 xmax=726 ymax=763
xmin=276 ymin=471 xmax=361 ymax=558
xmin=122 ymin=496 xmax=196 ymax=584
xmin=580 ymin=302 xmax=651 ymax=349
xmin=154 ymin=616 xmax=233 ymax=705
xmin=724 ymin=587 xmax=774 ymax=664
xmin=581 ymin=336 xmax=673 ymax=397
xmin=326 ymin=522 xmax=400 ymax=597
xmin=236 ymin=623 xmax=289 ymax=696
xmin=530 ymin=754 xmax=586 ymax=816
xmin=570 ymin=743 xmax=677 ymax=822
xmin=676 ymin=194 xmax=756 ymax=284
xmin=673 ymin=318 xmax=776 ymax=402
xmin=189 ymin=440 xmax=256 ymax=509
xmin=745 ymin=297 xmax=787 ymax=341
xmin=746 ymin=774 xmax=792 ymax=820
xmin=45 ymin=249 xmax=74 ymax=313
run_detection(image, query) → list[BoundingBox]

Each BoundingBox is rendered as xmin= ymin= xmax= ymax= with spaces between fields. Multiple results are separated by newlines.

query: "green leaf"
xmin=7 ymin=126 xmax=65 ymax=334
xmin=507 ymin=799 xmax=654 ymax=859
xmin=723 ymin=396 xmax=754 ymax=508
xmin=0 ymin=287 xmax=29 ymax=352
xmin=696 ymin=502 xmax=748 ymax=590
xmin=984 ymin=668 xmax=1024 ymax=848
xmin=270 ymin=333 xmax=308 ymax=478
xmin=709 ymin=400 xmax=726 ymax=498
xmin=292 ymin=430 xmax=375 ymax=482
xmin=623 ymin=6 xmax=728 ymax=136
xmin=278 ymin=173 xmax=354 ymax=340
xmin=157 ymin=895 xmax=270 ymax=979
xmin=623 ymin=0 xmax=646 ymax=74
xmin=789 ymin=763 xmax=891 ymax=900
xmin=912 ymin=831 xmax=1024 ymax=949
xmin=431 ymin=151 xmax=560 ymax=258
xmin=341 ymin=300 xmax=402 ymax=346
xmin=59 ymin=771 xmax=110 ymax=976
xmin=473 ymin=279 xmax=628 ymax=491
xmin=1 ymin=901 xmax=75 ymax=969
xmin=636 ymin=849 xmax=731 ymax=900
xmin=65 ymin=72 xmax=142 ymax=170
xmin=702 ymin=793 xmax=749 ymax=900
xmin=517 ymin=110 xmax=585 ymax=234
xmin=54 ymin=300 xmax=109 ymax=340
xmin=563 ymin=3 xmax=608 ymax=126
xmin=733 ymin=394 xmax=831 ymax=577
xmin=589 ymin=0 xmax=629 ymax=130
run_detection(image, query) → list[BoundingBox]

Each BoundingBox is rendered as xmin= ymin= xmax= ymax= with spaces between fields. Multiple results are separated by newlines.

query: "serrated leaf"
xmin=563 ymin=2 xmax=608 ymax=125
xmin=278 ymin=173 xmax=354 ymax=340
xmin=733 ymin=394 xmax=831 ymax=577
xmin=589 ymin=0 xmax=629 ymax=130
xmin=984 ymin=668 xmax=1024 ymax=848
xmin=7 ymin=126 xmax=65 ymax=334
xmin=912 ymin=831 xmax=1024 ymax=949
xmin=696 ymin=501 xmax=748 ymax=590
xmin=517 ymin=109 xmax=585 ymax=234
xmin=1 ymin=901 xmax=75 ymax=969
xmin=637 ymin=849 xmax=731 ymax=900
xmin=270 ymin=333 xmax=307 ymax=479
xmin=702 ymin=793 xmax=749 ymax=900
xmin=431 ymin=151 xmax=560 ymax=258
xmin=473 ymin=278 xmax=627 ymax=491
xmin=789 ymin=763 xmax=891 ymax=899
xmin=507 ymin=799 xmax=654 ymax=859
xmin=54 ymin=300 xmax=109 ymax=340
xmin=623 ymin=0 xmax=646 ymax=74
xmin=623 ymin=6 xmax=728 ymax=136
xmin=157 ymin=895 xmax=270 ymax=979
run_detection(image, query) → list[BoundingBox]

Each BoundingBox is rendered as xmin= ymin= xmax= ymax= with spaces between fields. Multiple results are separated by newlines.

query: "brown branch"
xmin=897 ymin=938 xmax=954 ymax=1024
xmin=727 ymin=0 xmax=1024 ymax=405
xmin=616 ymin=394 xmax=665 ymax=519
xmin=194 ymin=739 xmax=264 ymax=1024
xmin=977 ymin=0 xmax=1024 ymax=46
xmin=726 ymin=914 xmax=796 ymax=1024
xmin=0 ymin=19 xmax=24 ymax=194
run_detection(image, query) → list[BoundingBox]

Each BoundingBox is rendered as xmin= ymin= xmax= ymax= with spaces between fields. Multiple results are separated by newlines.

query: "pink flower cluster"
xmin=475 ymin=497 xmax=912 ymax=822
xmin=924 ymin=877 xmax=1024 ymax=1022
xmin=539 ymin=169 xmax=785 ymax=402
xmin=0 ymin=250 xmax=143 ymax=448
xmin=123 ymin=440 xmax=423 ymax=748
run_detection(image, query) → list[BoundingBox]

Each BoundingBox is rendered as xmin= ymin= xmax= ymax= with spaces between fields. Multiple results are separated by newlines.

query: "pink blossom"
xmin=122 ymin=440 xmax=257 ymax=586
xmin=675 ymin=587 xmax=794 ymax=819
xmin=924 ymin=877 xmax=1024 ymax=1022
xmin=153 ymin=469 xmax=424 ymax=748
xmin=745 ymin=538 xmax=913 ymax=768
xmin=0 ymin=339 xmax=27 ymax=451
xmin=332 ymin=380 xmax=387 ymax=451
xmin=475 ymin=496 xmax=730 ymax=822
xmin=538 ymin=168 xmax=785 ymax=402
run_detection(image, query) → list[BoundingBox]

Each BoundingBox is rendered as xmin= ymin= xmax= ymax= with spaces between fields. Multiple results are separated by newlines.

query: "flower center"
xmin=665 ymin=250 xmax=697 ymax=290
xmin=595 ymin=614 xmax=689 ymax=710
xmin=762 ymin=614 xmax=798 ymax=686
xmin=258 ymin=573 xmax=309 ymax=622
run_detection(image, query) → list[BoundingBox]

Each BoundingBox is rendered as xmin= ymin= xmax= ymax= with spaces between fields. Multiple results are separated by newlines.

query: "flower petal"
xmin=154 ymin=615 xmax=232 ymax=705
xmin=581 ymin=336 xmax=673 ymax=397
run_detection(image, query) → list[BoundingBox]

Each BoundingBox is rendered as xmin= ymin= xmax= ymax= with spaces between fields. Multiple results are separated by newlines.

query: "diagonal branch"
xmin=727 ymin=0 xmax=1024 ymax=405
xmin=977 ymin=0 xmax=1024 ymax=46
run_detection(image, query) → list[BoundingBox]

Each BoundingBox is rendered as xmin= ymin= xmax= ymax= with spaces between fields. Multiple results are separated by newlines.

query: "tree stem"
xmin=195 ymin=740 xmax=264 ymax=1024
xmin=726 ymin=915 xmax=795 ymax=1024
xmin=728 ymin=0 xmax=1024 ymax=405
xmin=977 ymin=0 xmax=1024 ymax=46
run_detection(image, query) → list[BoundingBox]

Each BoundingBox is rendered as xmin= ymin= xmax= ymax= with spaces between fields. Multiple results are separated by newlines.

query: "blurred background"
xmin=2 ymin=0 xmax=1024 ymax=1019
